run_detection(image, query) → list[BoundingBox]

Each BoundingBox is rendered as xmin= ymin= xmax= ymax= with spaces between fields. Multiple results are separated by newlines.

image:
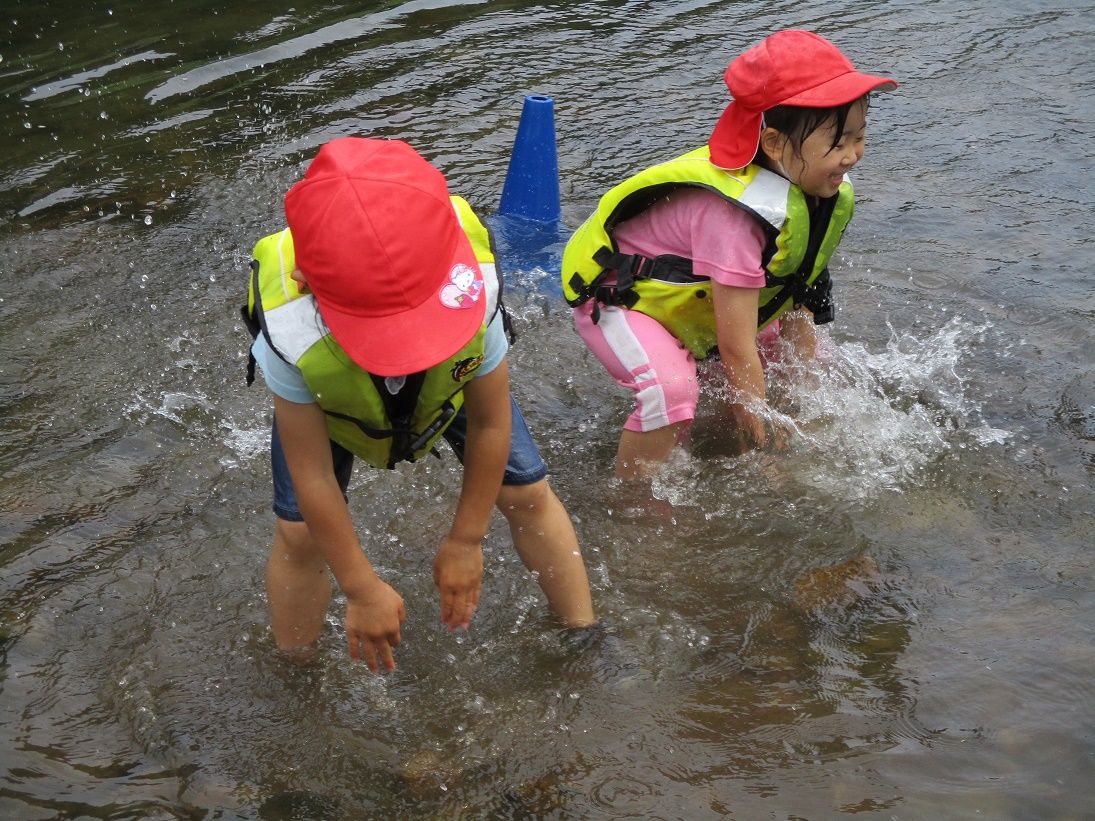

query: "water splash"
xmin=783 ymin=316 xmax=1007 ymax=499
xmin=661 ymin=316 xmax=1009 ymax=506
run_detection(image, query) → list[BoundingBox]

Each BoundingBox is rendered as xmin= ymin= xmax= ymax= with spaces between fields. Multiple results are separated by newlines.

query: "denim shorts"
xmin=271 ymin=396 xmax=550 ymax=522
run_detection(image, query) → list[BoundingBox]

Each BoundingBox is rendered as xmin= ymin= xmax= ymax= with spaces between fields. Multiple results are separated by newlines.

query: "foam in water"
xmin=655 ymin=316 xmax=1009 ymax=505
xmin=794 ymin=317 xmax=1009 ymax=495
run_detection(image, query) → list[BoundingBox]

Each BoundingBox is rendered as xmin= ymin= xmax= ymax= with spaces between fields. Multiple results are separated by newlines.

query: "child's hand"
xmin=729 ymin=404 xmax=792 ymax=453
xmin=433 ymin=536 xmax=484 ymax=631
xmin=344 ymin=579 xmax=406 ymax=672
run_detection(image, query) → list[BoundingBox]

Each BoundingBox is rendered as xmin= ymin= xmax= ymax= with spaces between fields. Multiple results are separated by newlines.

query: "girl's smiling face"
xmin=762 ymin=98 xmax=869 ymax=199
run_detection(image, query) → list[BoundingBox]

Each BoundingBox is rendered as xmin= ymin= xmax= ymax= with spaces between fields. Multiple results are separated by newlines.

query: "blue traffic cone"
xmin=498 ymin=95 xmax=561 ymax=223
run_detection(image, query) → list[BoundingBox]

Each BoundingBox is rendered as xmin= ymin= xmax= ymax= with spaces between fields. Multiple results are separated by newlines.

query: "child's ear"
xmin=759 ymin=127 xmax=787 ymax=164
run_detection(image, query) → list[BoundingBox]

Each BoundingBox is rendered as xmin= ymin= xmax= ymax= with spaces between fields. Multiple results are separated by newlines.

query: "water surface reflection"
xmin=1 ymin=0 xmax=1093 ymax=817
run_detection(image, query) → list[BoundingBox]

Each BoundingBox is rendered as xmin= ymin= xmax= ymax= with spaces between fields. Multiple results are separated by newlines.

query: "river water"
xmin=1 ymin=1 xmax=1092 ymax=818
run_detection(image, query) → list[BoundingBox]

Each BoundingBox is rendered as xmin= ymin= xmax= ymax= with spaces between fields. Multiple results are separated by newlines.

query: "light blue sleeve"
xmin=475 ymin=310 xmax=510 ymax=377
xmin=251 ymin=335 xmax=316 ymax=404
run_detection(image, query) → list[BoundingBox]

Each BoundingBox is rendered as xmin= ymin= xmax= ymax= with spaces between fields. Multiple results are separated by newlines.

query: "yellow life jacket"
xmin=243 ymin=196 xmax=503 ymax=469
xmin=561 ymin=146 xmax=854 ymax=359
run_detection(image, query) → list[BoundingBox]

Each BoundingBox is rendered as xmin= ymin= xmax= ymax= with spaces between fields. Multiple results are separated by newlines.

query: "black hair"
xmin=751 ymin=95 xmax=870 ymax=169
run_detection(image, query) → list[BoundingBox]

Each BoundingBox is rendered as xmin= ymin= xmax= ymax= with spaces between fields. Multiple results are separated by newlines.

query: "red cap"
xmin=709 ymin=30 xmax=897 ymax=169
xmin=284 ymin=137 xmax=486 ymax=376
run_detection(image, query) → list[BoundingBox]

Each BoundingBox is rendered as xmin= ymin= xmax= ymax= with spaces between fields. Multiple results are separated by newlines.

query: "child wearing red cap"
xmin=243 ymin=137 xmax=595 ymax=671
xmin=562 ymin=30 xmax=896 ymax=479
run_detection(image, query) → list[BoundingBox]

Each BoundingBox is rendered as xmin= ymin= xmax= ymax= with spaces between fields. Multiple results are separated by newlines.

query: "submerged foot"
xmin=560 ymin=619 xmax=643 ymax=687
xmin=791 ymin=555 xmax=883 ymax=613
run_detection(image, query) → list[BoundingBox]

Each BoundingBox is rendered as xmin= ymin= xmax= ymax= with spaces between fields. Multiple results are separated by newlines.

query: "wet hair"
xmin=752 ymin=95 xmax=870 ymax=168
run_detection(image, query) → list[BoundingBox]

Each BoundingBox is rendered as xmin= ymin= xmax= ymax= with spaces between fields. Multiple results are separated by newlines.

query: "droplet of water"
xmin=99 ymin=111 xmax=108 ymax=120
xmin=144 ymin=215 xmax=152 ymax=226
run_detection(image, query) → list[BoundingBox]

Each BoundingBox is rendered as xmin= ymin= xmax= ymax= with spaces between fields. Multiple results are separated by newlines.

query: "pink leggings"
xmin=573 ymin=303 xmax=780 ymax=432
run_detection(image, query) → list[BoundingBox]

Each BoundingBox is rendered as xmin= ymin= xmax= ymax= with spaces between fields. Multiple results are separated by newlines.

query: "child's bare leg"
xmin=614 ymin=422 xmax=687 ymax=480
xmin=266 ymin=518 xmax=331 ymax=651
xmin=496 ymin=479 xmax=595 ymax=627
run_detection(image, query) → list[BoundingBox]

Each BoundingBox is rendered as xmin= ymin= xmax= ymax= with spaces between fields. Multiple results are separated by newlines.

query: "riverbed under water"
xmin=1 ymin=1 xmax=1092 ymax=818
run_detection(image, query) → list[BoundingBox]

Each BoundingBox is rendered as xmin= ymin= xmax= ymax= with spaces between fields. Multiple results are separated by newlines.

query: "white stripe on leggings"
xmin=597 ymin=308 xmax=671 ymax=431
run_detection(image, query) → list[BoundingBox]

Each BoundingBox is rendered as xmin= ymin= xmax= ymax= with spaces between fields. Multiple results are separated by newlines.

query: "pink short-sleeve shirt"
xmin=612 ymin=187 xmax=767 ymax=289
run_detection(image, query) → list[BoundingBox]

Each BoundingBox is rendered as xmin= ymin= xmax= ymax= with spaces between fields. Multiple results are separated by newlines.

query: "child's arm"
xmin=433 ymin=359 xmax=511 ymax=630
xmin=273 ymin=396 xmax=406 ymax=671
xmin=711 ymin=281 xmax=779 ymax=450
xmin=779 ymin=306 xmax=817 ymax=362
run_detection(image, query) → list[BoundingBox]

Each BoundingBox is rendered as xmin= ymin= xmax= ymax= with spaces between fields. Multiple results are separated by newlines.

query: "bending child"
xmin=244 ymin=137 xmax=595 ymax=671
xmin=561 ymin=30 xmax=897 ymax=479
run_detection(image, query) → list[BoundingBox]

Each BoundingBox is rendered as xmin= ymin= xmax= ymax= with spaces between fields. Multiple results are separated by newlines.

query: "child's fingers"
xmin=349 ymin=635 xmax=379 ymax=672
xmin=440 ymin=587 xmax=475 ymax=630
xmin=455 ymin=590 xmax=479 ymax=630
xmin=374 ymin=639 xmax=396 ymax=672
xmin=348 ymin=632 xmax=396 ymax=673
xmin=464 ymin=589 xmax=480 ymax=627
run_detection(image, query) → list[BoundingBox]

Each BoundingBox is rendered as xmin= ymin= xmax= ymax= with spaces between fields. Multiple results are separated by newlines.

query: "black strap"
xmin=241 ymin=261 xmax=264 ymax=386
xmin=761 ymin=195 xmax=840 ymax=326
xmin=325 ymin=374 xmax=463 ymax=469
xmin=587 ymin=250 xmax=702 ymax=323
xmin=323 ymin=408 xmax=401 ymax=441
xmin=369 ymin=371 xmax=426 ymax=468
xmin=242 ymin=306 xmax=259 ymax=386
xmin=758 ymin=283 xmax=796 ymax=327
xmin=500 ymin=302 xmax=518 ymax=345
xmin=799 ymin=195 xmax=837 ymax=281
xmin=248 ymin=261 xmax=292 ymax=366
xmin=799 ymin=267 xmax=834 ymax=324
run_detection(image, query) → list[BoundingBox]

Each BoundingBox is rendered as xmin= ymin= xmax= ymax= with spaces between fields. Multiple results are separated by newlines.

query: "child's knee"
xmin=497 ymin=478 xmax=554 ymax=518
xmin=273 ymin=517 xmax=319 ymax=561
xmin=631 ymin=370 xmax=699 ymax=430
xmin=661 ymin=371 xmax=701 ymax=416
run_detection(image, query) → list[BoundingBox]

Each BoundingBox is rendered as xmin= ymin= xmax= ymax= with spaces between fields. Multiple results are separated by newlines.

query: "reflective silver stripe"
xmin=264 ymin=296 xmax=327 ymax=364
xmin=596 ymin=306 xmax=672 ymax=431
xmin=480 ymin=261 xmax=500 ymax=317
xmin=265 ymin=264 xmax=494 ymax=366
xmin=737 ymin=170 xmax=790 ymax=230
xmin=275 ymin=228 xmax=294 ymax=303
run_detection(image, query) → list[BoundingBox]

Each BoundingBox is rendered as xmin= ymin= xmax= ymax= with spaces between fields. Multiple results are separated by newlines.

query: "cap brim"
xmin=316 ymin=228 xmax=487 ymax=377
xmin=709 ymin=100 xmax=764 ymax=170
xmin=782 ymin=71 xmax=898 ymax=108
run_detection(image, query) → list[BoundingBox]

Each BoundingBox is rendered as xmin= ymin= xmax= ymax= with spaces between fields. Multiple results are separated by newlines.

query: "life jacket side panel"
xmin=249 ymin=228 xmax=303 ymax=316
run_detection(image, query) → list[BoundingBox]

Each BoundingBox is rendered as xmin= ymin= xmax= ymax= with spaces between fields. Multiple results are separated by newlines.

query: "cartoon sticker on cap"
xmin=439 ymin=263 xmax=483 ymax=309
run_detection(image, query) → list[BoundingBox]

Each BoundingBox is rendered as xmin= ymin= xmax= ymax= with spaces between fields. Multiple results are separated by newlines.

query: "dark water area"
xmin=1 ymin=1 xmax=1093 ymax=818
